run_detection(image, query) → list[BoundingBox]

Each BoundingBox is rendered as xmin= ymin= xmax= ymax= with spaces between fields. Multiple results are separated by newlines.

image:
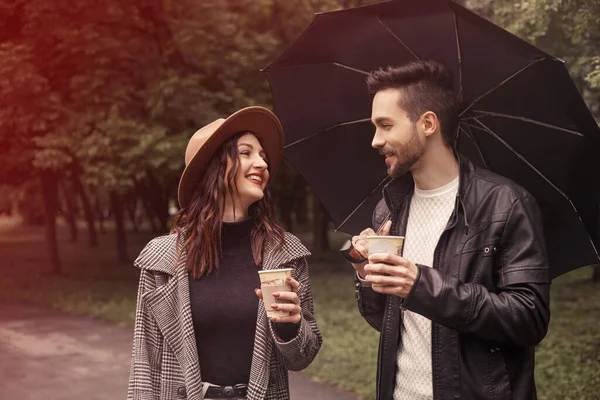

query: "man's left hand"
xmin=364 ymin=253 xmax=419 ymax=298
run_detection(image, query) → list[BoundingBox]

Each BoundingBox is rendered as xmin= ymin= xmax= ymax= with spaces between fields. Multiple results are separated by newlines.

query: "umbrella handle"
xmin=339 ymin=239 xmax=367 ymax=263
xmin=338 ymin=213 xmax=392 ymax=263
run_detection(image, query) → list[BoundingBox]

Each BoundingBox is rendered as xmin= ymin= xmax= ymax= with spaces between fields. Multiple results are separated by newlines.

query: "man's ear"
xmin=421 ymin=111 xmax=439 ymax=137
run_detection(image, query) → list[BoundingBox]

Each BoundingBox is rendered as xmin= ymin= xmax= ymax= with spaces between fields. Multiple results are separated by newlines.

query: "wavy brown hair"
xmin=171 ymin=132 xmax=285 ymax=278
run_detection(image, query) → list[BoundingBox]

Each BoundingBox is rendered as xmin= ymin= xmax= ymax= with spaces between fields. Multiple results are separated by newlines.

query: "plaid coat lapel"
xmin=139 ymin=235 xmax=203 ymax=400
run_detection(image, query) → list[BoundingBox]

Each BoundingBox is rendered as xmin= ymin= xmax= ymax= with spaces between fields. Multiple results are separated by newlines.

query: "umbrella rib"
xmin=284 ymin=118 xmax=372 ymax=149
xmin=453 ymin=11 xmax=464 ymax=102
xmin=470 ymin=119 xmax=599 ymax=261
xmin=460 ymin=58 xmax=545 ymax=117
xmin=468 ymin=119 xmax=570 ymax=197
xmin=458 ymin=125 xmax=489 ymax=169
xmin=377 ymin=18 xmax=420 ymax=60
xmin=472 ymin=110 xmax=584 ymax=137
xmin=333 ymin=62 xmax=370 ymax=76
xmin=336 ymin=175 xmax=392 ymax=232
xmin=265 ymin=61 xmax=370 ymax=77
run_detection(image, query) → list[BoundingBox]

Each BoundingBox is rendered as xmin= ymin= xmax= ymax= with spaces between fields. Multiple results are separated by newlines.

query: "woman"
xmin=128 ymin=106 xmax=322 ymax=400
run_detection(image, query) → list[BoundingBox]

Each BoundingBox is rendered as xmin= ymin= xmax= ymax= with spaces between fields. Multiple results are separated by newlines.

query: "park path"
xmin=0 ymin=301 xmax=359 ymax=400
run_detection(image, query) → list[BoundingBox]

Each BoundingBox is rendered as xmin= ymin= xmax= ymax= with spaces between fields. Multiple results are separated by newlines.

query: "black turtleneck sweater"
xmin=189 ymin=219 xmax=299 ymax=385
xmin=189 ymin=219 xmax=260 ymax=386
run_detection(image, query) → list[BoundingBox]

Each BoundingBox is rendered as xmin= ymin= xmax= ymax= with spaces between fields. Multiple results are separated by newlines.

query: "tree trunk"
xmin=311 ymin=195 xmax=330 ymax=256
xmin=59 ymin=178 xmax=78 ymax=242
xmin=145 ymin=171 xmax=170 ymax=232
xmin=134 ymin=175 xmax=166 ymax=233
xmin=126 ymin=194 xmax=140 ymax=233
xmin=94 ymin=190 xmax=106 ymax=234
xmin=110 ymin=191 xmax=129 ymax=263
xmin=134 ymin=179 xmax=159 ymax=232
xmin=593 ymin=264 xmax=600 ymax=282
xmin=145 ymin=199 xmax=160 ymax=233
xmin=40 ymin=170 xmax=62 ymax=275
xmin=71 ymin=169 xmax=98 ymax=246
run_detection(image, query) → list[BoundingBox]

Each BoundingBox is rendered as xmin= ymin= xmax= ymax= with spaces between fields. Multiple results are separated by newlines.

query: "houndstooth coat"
xmin=127 ymin=231 xmax=322 ymax=400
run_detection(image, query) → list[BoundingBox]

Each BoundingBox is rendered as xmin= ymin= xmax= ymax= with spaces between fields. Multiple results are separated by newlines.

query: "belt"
xmin=205 ymin=383 xmax=248 ymax=399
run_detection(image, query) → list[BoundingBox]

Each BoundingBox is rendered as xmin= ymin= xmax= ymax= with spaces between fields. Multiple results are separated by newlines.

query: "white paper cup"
xmin=258 ymin=268 xmax=294 ymax=318
xmin=365 ymin=236 xmax=405 ymax=284
xmin=365 ymin=236 xmax=405 ymax=256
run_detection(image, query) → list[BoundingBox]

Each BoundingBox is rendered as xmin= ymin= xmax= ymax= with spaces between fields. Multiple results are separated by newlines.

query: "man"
xmin=345 ymin=61 xmax=550 ymax=400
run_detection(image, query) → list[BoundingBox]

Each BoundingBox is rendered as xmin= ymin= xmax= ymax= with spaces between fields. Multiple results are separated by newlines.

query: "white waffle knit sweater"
xmin=393 ymin=176 xmax=459 ymax=400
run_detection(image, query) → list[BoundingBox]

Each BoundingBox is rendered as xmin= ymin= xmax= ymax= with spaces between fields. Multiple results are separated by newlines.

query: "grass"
xmin=0 ymin=220 xmax=145 ymax=325
xmin=304 ymin=264 xmax=380 ymax=399
xmin=535 ymin=267 xmax=600 ymax=400
xmin=0 ymin=218 xmax=598 ymax=399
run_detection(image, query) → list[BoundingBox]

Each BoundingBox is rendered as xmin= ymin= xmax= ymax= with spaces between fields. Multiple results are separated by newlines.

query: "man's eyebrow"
xmin=372 ymin=117 xmax=392 ymax=125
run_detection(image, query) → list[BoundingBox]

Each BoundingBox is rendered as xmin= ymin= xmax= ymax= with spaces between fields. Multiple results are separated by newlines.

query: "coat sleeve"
xmin=127 ymin=269 xmax=163 ymax=400
xmin=402 ymin=195 xmax=551 ymax=347
xmin=269 ymin=256 xmax=323 ymax=371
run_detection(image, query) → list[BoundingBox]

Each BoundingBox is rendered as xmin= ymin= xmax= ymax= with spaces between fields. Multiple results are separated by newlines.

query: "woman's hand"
xmin=255 ymin=276 xmax=302 ymax=324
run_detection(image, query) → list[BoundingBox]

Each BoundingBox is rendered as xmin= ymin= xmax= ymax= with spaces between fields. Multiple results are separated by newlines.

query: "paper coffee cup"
xmin=365 ymin=236 xmax=405 ymax=256
xmin=258 ymin=268 xmax=294 ymax=318
xmin=365 ymin=236 xmax=405 ymax=285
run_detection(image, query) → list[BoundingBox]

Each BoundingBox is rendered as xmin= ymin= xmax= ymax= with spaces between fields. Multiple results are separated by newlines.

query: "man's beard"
xmin=387 ymin=125 xmax=425 ymax=178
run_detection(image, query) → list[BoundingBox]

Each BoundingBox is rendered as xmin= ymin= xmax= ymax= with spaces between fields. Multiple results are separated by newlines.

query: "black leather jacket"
xmin=355 ymin=156 xmax=551 ymax=400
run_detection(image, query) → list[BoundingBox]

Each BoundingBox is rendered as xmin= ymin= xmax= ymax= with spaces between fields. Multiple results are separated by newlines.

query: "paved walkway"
xmin=0 ymin=302 xmax=358 ymax=400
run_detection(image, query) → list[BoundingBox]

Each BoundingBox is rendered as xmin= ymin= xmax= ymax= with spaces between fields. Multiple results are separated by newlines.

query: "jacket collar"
xmin=137 ymin=231 xmax=309 ymax=276
xmin=382 ymin=153 xmax=476 ymax=231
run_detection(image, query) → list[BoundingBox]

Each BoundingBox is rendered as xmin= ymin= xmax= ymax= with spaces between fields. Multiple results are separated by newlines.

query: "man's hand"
xmin=350 ymin=220 xmax=392 ymax=278
xmin=364 ymin=252 xmax=419 ymax=298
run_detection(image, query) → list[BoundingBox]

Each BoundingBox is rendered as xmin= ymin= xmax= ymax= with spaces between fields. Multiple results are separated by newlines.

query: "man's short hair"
xmin=366 ymin=60 xmax=460 ymax=148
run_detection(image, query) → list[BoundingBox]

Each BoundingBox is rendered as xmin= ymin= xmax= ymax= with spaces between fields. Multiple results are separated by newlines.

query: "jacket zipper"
xmin=430 ymin=196 xmax=465 ymax=399
xmin=376 ymin=185 xmax=401 ymax=400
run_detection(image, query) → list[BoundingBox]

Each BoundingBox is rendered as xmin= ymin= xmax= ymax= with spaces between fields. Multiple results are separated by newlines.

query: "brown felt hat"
xmin=177 ymin=106 xmax=284 ymax=209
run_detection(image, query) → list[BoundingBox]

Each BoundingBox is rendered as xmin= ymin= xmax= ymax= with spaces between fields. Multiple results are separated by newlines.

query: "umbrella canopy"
xmin=264 ymin=0 xmax=600 ymax=278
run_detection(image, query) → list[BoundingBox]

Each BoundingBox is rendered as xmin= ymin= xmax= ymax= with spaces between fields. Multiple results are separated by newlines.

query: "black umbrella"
xmin=263 ymin=0 xmax=600 ymax=278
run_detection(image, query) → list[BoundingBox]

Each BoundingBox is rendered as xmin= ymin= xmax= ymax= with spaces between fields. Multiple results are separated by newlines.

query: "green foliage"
xmin=0 ymin=0 xmax=386 ymax=200
xmin=467 ymin=0 xmax=600 ymax=117
xmin=2 ymin=0 xmax=596 ymax=191
xmin=587 ymin=57 xmax=600 ymax=89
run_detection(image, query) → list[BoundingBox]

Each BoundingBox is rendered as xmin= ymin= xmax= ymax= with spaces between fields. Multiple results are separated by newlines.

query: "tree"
xmin=0 ymin=0 xmax=185 ymax=267
xmin=0 ymin=0 xmax=405 ymax=272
